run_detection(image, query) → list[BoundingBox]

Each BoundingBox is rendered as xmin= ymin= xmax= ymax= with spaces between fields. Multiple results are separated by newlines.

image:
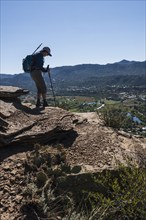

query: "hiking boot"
xmin=36 ymin=100 xmax=41 ymax=107
xmin=43 ymin=100 xmax=48 ymax=107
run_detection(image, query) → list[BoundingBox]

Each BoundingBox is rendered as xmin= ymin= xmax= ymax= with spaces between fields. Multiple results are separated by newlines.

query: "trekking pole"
xmin=32 ymin=43 xmax=43 ymax=55
xmin=47 ymin=66 xmax=56 ymax=106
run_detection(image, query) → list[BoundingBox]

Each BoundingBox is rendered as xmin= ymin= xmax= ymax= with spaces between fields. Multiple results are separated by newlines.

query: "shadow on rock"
xmin=12 ymin=100 xmax=44 ymax=115
xmin=0 ymin=144 xmax=34 ymax=162
xmin=47 ymin=129 xmax=78 ymax=148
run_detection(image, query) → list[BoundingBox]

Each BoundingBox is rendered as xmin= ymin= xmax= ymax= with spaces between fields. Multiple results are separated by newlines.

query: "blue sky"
xmin=1 ymin=0 xmax=146 ymax=74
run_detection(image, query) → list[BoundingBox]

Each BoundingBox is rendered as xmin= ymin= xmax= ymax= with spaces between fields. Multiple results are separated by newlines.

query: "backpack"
xmin=22 ymin=55 xmax=35 ymax=73
xmin=22 ymin=43 xmax=42 ymax=72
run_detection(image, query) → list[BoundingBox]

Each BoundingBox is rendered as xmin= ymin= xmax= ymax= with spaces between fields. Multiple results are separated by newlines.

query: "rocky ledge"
xmin=0 ymin=86 xmax=146 ymax=170
xmin=0 ymin=86 xmax=146 ymax=219
xmin=0 ymin=86 xmax=29 ymax=98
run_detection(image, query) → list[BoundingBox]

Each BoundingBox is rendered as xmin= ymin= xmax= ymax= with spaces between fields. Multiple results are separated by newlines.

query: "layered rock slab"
xmin=0 ymin=86 xmax=29 ymax=98
xmin=0 ymin=101 xmax=76 ymax=147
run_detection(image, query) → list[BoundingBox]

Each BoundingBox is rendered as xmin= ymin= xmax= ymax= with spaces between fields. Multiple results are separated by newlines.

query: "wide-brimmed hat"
xmin=42 ymin=47 xmax=52 ymax=56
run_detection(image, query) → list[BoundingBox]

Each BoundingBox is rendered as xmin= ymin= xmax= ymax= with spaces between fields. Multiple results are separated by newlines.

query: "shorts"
xmin=30 ymin=70 xmax=47 ymax=94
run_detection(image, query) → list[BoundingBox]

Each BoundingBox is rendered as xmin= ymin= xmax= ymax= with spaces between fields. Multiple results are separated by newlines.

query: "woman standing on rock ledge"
xmin=30 ymin=47 xmax=52 ymax=107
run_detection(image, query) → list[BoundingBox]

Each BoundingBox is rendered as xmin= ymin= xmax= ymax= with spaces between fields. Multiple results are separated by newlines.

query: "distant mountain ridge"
xmin=52 ymin=60 xmax=145 ymax=81
xmin=0 ymin=60 xmax=146 ymax=94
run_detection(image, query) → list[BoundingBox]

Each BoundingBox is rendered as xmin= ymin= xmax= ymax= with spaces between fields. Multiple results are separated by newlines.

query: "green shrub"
xmin=85 ymin=165 xmax=146 ymax=220
xmin=98 ymin=104 xmax=134 ymax=130
xmin=22 ymin=144 xmax=146 ymax=220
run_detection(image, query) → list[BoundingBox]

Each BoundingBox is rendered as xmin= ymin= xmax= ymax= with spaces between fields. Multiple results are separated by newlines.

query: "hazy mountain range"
xmin=0 ymin=60 xmax=146 ymax=93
